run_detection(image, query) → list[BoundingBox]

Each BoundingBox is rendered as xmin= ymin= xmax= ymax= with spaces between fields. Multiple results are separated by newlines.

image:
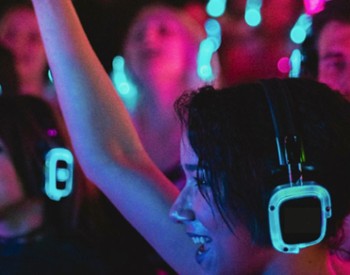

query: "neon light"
xmin=197 ymin=38 xmax=215 ymax=81
xmin=289 ymin=49 xmax=302 ymax=77
xmin=48 ymin=69 xmax=53 ymax=83
xmin=204 ymin=19 xmax=221 ymax=51
xmin=110 ymin=55 xmax=138 ymax=113
xmin=303 ymin=0 xmax=325 ymax=15
xmin=245 ymin=0 xmax=262 ymax=27
xmin=290 ymin=13 xmax=312 ymax=44
xmin=47 ymin=128 xmax=58 ymax=137
xmin=206 ymin=0 xmax=227 ymax=17
xmin=44 ymin=148 xmax=74 ymax=201
xmin=269 ymin=182 xmax=331 ymax=253
xmin=197 ymin=19 xmax=222 ymax=82
xmin=277 ymin=57 xmax=291 ymax=74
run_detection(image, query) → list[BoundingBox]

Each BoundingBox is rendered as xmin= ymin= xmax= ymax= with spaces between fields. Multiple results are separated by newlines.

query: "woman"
xmin=0 ymin=0 xmax=55 ymax=104
xmin=0 ymin=95 xmax=111 ymax=274
xmin=120 ymin=4 xmax=221 ymax=189
xmin=30 ymin=0 xmax=350 ymax=273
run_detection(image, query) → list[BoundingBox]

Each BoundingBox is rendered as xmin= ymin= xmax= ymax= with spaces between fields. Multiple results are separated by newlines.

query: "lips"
xmin=187 ymin=233 xmax=212 ymax=264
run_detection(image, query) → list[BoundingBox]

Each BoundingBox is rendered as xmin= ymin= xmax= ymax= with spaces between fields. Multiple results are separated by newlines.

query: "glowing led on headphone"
xmin=45 ymin=148 xmax=74 ymax=201
xmin=56 ymin=168 xmax=70 ymax=182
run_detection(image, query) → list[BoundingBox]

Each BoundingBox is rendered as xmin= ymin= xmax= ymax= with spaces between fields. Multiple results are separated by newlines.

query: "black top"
xmin=0 ymin=227 xmax=112 ymax=275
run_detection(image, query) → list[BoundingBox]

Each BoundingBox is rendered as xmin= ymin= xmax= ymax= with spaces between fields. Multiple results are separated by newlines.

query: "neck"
xmin=264 ymin=244 xmax=346 ymax=275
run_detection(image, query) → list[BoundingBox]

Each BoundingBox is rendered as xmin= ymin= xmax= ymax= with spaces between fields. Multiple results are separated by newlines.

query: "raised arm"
xmin=30 ymin=0 xmax=198 ymax=273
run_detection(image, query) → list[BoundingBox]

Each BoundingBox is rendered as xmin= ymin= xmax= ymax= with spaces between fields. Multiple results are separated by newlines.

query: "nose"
xmin=169 ymin=186 xmax=195 ymax=223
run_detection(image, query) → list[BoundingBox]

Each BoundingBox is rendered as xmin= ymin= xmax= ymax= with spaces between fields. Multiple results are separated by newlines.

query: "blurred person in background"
xmin=28 ymin=0 xmax=350 ymax=273
xmin=220 ymin=0 xmax=303 ymax=85
xmin=0 ymin=95 xmax=111 ymax=274
xmin=0 ymin=0 xmax=56 ymax=105
xmin=122 ymin=3 xmax=221 ymax=190
xmin=301 ymin=0 xmax=350 ymax=101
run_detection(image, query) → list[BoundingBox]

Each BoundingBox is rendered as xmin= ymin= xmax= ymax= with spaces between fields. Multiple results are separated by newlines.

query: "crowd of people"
xmin=1 ymin=0 xmax=350 ymax=274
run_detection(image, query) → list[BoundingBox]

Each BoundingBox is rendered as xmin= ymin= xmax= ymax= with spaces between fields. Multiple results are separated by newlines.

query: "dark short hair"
xmin=175 ymin=78 xmax=350 ymax=248
xmin=301 ymin=0 xmax=350 ymax=78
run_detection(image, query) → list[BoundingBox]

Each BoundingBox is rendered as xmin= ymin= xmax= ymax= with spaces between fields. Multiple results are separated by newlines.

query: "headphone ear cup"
xmin=44 ymin=148 xmax=74 ymax=201
xmin=268 ymin=183 xmax=332 ymax=253
xmin=300 ymin=34 xmax=319 ymax=79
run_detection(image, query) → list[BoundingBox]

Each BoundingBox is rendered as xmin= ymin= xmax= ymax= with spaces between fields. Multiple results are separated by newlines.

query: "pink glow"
xmin=303 ymin=0 xmax=325 ymax=15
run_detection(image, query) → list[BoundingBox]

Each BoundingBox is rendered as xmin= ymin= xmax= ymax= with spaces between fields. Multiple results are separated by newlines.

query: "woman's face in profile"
xmin=169 ymin=133 xmax=269 ymax=274
xmin=124 ymin=7 xmax=197 ymax=85
xmin=0 ymin=7 xmax=47 ymax=84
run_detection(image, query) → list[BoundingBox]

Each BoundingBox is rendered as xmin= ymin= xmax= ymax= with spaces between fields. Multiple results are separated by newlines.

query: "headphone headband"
xmin=261 ymin=79 xmax=332 ymax=254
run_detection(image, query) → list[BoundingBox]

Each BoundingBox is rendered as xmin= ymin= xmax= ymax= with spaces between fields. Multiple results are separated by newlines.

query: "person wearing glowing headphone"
xmin=31 ymin=0 xmax=350 ymax=274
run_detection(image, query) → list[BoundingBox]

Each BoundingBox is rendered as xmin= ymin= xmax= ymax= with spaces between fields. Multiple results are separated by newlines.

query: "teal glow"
xmin=290 ymin=13 xmax=312 ymax=44
xmin=111 ymin=55 xmax=138 ymax=113
xmin=197 ymin=18 xmax=222 ymax=82
xmin=45 ymin=148 xmax=74 ymax=201
xmin=289 ymin=49 xmax=302 ymax=77
xmin=290 ymin=27 xmax=306 ymax=44
xmin=245 ymin=0 xmax=262 ymax=27
xmin=48 ymin=69 xmax=53 ymax=83
xmin=197 ymin=37 xmax=215 ymax=81
xmin=245 ymin=9 xmax=261 ymax=27
xmin=204 ymin=19 xmax=221 ymax=51
xmin=206 ymin=0 xmax=227 ymax=17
